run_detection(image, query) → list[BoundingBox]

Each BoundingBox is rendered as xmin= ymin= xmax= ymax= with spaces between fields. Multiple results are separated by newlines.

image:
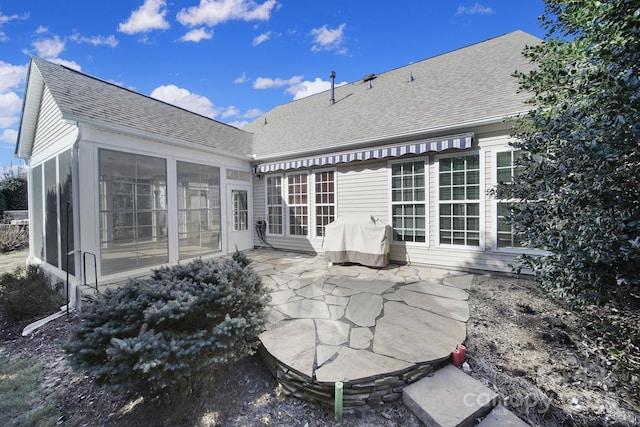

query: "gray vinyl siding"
xmin=336 ymin=161 xmax=388 ymax=221
xmin=31 ymin=87 xmax=76 ymax=157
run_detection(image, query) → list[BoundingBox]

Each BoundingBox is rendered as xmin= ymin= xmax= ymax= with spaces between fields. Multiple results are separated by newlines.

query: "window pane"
xmin=177 ymin=161 xmax=221 ymax=259
xmin=391 ymin=161 xmax=427 ymax=243
xmin=44 ymin=158 xmax=58 ymax=267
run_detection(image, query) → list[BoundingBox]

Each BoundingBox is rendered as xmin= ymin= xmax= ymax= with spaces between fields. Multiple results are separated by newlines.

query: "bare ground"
xmin=1 ymin=272 xmax=639 ymax=426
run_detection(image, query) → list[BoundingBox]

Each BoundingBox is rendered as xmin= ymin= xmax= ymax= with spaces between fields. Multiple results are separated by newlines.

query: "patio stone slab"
xmin=270 ymin=289 xmax=296 ymax=305
xmin=345 ymin=293 xmax=383 ymax=327
xmin=260 ymin=319 xmax=316 ymax=377
xmin=276 ymin=299 xmax=330 ymax=319
xmin=326 ymin=277 xmax=396 ymax=294
xmin=350 ymin=327 xmax=373 ymax=349
xmin=404 ymin=282 xmax=469 ymax=301
xmin=315 ymin=347 xmax=412 ymax=383
xmin=442 ymin=274 xmax=474 ymax=290
xmin=373 ymin=302 xmax=466 ymax=363
xmin=324 ymin=294 xmax=349 ymax=306
xmin=403 ymin=364 xmax=498 ymax=427
xmin=328 ymin=305 xmax=346 ymax=320
xmin=315 ymin=319 xmax=350 ymax=346
xmin=316 ymin=345 xmax=340 ymax=366
xmin=395 ymin=289 xmax=470 ymax=322
xmin=296 ymin=284 xmax=327 ymax=298
xmin=477 ymin=405 xmax=530 ymax=427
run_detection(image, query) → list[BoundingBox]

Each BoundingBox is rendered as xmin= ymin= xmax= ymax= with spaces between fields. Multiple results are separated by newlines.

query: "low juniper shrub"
xmin=64 ymin=250 xmax=271 ymax=396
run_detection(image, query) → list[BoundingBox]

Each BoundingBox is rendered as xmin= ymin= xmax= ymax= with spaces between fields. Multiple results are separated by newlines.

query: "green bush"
xmin=0 ymin=266 xmax=64 ymax=320
xmin=64 ymin=251 xmax=271 ymax=396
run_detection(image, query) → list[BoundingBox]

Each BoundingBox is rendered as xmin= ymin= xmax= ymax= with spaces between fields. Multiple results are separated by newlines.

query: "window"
xmin=31 ymin=165 xmax=44 ymax=261
xmin=315 ymin=171 xmax=335 ymax=237
xmin=99 ymin=149 xmax=168 ymax=274
xmin=232 ymin=190 xmax=248 ymax=231
xmin=288 ymin=173 xmax=308 ymax=236
xmin=438 ymin=154 xmax=481 ymax=246
xmin=391 ymin=161 xmax=427 ymax=243
xmin=496 ymin=150 xmax=524 ymax=249
xmin=177 ymin=161 xmax=221 ymax=260
xmin=226 ymin=168 xmax=251 ymax=181
xmin=266 ymin=175 xmax=283 ymax=234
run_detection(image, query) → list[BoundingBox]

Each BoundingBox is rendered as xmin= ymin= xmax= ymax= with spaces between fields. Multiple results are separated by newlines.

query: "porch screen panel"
xmin=31 ymin=164 xmax=44 ymax=261
xmin=177 ymin=161 xmax=221 ymax=260
xmin=99 ymin=149 xmax=167 ymax=274
xmin=58 ymin=149 xmax=74 ymax=273
xmin=44 ymin=158 xmax=58 ymax=267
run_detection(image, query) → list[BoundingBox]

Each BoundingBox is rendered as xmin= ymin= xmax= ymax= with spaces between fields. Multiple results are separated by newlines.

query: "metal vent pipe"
xmin=330 ymin=71 xmax=336 ymax=105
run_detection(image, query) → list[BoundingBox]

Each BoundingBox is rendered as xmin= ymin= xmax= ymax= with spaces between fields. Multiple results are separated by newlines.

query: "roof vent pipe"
xmin=330 ymin=71 xmax=336 ymax=105
xmin=408 ymin=71 xmax=414 ymax=82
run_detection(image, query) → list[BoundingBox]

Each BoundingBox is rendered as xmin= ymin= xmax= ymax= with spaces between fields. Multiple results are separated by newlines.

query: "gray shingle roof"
xmin=30 ymin=57 xmax=253 ymax=157
xmin=246 ymin=30 xmax=540 ymax=159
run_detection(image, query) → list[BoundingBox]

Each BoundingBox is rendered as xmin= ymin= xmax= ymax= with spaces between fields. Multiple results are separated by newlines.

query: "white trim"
xmin=310 ymin=167 xmax=337 ymax=240
xmin=434 ymin=150 xmax=485 ymax=250
xmin=264 ymin=173 xmax=285 ymax=236
xmin=387 ymin=157 xmax=430 ymax=247
xmin=284 ymin=171 xmax=310 ymax=238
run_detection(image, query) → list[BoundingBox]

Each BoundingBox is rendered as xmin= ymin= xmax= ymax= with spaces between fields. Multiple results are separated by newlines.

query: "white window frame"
xmin=388 ymin=157 xmax=429 ymax=246
xmin=491 ymin=149 xmax=547 ymax=254
xmin=311 ymin=168 xmax=337 ymax=239
xmin=285 ymin=171 xmax=310 ymax=237
xmin=435 ymin=151 xmax=485 ymax=249
xmin=265 ymin=174 xmax=284 ymax=236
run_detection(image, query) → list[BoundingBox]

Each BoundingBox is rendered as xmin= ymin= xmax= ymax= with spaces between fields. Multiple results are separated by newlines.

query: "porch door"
xmin=227 ymin=184 xmax=253 ymax=252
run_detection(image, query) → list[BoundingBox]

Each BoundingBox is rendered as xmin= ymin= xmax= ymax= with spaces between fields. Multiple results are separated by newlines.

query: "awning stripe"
xmin=253 ymin=134 xmax=473 ymax=173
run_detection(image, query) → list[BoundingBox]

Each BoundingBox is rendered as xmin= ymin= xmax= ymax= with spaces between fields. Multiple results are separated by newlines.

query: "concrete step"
xmin=403 ymin=364 xmax=498 ymax=427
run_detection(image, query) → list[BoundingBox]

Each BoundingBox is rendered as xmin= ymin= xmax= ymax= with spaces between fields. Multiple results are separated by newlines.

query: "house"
xmin=15 ymin=30 xmax=540 ymax=307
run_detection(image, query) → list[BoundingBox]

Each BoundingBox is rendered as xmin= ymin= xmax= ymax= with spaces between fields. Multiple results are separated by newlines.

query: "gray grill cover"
xmin=324 ymin=215 xmax=392 ymax=267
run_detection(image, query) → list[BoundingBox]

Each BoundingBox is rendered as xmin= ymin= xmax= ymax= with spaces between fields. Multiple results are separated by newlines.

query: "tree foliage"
xmin=0 ymin=174 xmax=28 ymax=211
xmin=64 ymin=251 xmax=271 ymax=395
xmin=505 ymin=0 xmax=640 ymax=307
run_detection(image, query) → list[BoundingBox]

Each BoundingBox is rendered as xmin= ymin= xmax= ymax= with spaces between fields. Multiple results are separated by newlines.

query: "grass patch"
xmin=0 ymin=353 xmax=59 ymax=426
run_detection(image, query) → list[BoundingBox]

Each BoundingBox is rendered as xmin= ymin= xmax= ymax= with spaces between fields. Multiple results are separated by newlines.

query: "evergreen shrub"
xmin=0 ymin=266 xmax=64 ymax=319
xmin=64 ymin=251 xmax=271 ymax=395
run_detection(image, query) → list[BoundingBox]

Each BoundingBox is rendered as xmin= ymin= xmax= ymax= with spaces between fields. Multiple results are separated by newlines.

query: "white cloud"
xmin=0 ymin=10 xmax=29 ymax=41
xmin=0 ymin=61 xmax=27 ymax=93
xmin=69 ymin=32 xmax=119 ymax=47
xmin=0 ymin=128 xmax=18 ymax=145
xmin=118 ymin=0 xmax=170 ymax=35
xmin=227 ymin=119 xmax=249 ymax=128
xmin=32 ymin=35 xmax=65 ymax=58
xmin=221 ymin=105 xmax=240 ymax=118
xmin=0 ymin=91 xmax=22 ymax=128
xmin=36 ymin=25 xmax=48 ymax=34
xmin=288 ymin=77 xmax=347 ymax=100
xmin=234 ymin=72 xmax=247 ymax=83
xmin=455 ymin=3 xmax=493 ymax=16
xmin=179 ymin=27 xmax=213 ymax=42
xmin=253 ymin=75 xmax=303 ymax=90
xmin=242 ymin=108 xmax=263 ymax=118
xmin=177 ymin=0 xmax=278 ymax=27
xmin=310 ymin=23 xmax=346 ymax=53
xmin=252 ymin=31 xmax=271 ymax=46
xmin=150 ymin=84 xmax=218 ymax=118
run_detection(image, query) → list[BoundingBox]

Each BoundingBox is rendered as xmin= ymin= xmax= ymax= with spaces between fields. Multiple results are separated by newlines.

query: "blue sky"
xmin=0 ymin=0 xmax=546 ymax=174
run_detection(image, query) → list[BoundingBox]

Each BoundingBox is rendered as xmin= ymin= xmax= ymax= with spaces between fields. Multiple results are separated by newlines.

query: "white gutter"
xmin=61 ymin=113 xmax=254 ymax=162
xmin=251 ymin=112 xmax=527 ymax=162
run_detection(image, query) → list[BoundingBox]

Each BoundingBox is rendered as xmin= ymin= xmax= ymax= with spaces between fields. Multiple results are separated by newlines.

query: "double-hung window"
xmin=314 ymin=170 xmax=335 ymax=237
xmin=390 ymin=160 xmax=427 ymax=243
xmin=287 ymin=173 xmax=308 ymax=236
xmin=438 ymin=154 xmax=481 ymax=246
xmin=495 ymin=150 xmax=524 ymax=249
xmin=266 ymin=175 xmax=284 ymax=235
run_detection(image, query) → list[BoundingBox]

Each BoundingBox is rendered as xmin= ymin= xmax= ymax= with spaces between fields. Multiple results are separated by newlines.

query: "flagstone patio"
xmin=248 ymin=249 xmax=473 ymax=408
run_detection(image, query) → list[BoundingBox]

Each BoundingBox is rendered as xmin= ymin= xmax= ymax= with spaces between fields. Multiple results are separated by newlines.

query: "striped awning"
xmin=253 ymin=133 xmax=473 ymax=173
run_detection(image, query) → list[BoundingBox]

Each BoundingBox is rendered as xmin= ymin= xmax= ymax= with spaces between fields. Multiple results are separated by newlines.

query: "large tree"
xmin=505 ymin=0 xmax=640 ymax=307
